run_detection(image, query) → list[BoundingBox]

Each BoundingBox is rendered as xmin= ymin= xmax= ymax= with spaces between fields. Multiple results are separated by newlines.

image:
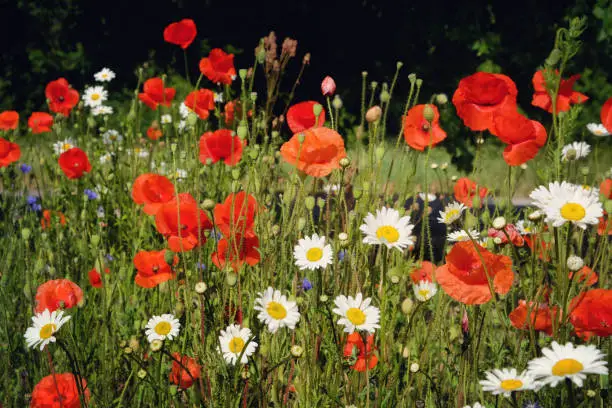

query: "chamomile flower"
xmin=438 ymin=202 xmax=467 ymax=225
xmin=24 ymin=309 xmax=71 ymax=351
xmin=102 ymin=129 xmax=123 ymax=145
xmin=179 ymin=103 xmax=191 ymax=119
xmin=94 ymin=67 xmax=116 ymax=82
xmin=323 ymin=184 xmax=341 ymax=194
xmin=214 ymin=92 xmax=224 ymax=103
xmin=172 ymin=168 xmax=187 ymax=181
xmin=177 ymin=120 xmax=189 ymax=133
xmin=530 ymin=182 xmax=603 ymax=229
xmin=360 ymin=207 xmax=415 ymax=252
xmin=333 ymin=293 xmax=380 ymax=334
xmin=99 ymin=153 xmax=113 ymax=164
xmin=527 ymin=342 xmax=608 ymax=387
xmin=479 ymin=368 xmax=538 ymax=397
xmin=83 ymin=86 xmax=108 ymax=108
xmin=586 ymin=123 xmax=610 ymax=137
xmin=52 ymin=139 xmax=75 ymax=155
xmin=128 ymin=147 xmax=149 ymax=159
xmin=413 ymin=280 xmax=438 ymax=302
xmin=218 ymin=324 xmax=258 ymax=365
xmin=516 ymin=219 xmax=536 ymax=235
xmin=92 ymin=105 xmax=114 ymax=116
xmin=161 ymin=114 xmax=172 ymax=125
xmin=561 ymin=141 xmax=591 ymax=161
xmin=293 ymin=234 xmax=333 ymax=270
xmin=418 ymin=193 xmax=437 ymax=202
xmin=254 ymin=287 xmax=300 ymax=333
xmin=144 ymin=314 xmax=180 ymax=343
xmin=447 ymin=229 xmax=480 ymax=242
xmin=462 ymin=403 xmax=484 ymax=408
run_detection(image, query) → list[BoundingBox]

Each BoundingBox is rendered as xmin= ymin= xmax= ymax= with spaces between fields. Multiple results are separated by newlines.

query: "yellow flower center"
xmin=91 ymin=94 xmax=100 ymax=101
xmin=418 ymin=289 xmax=430 ymax=299
xmin=346 ymin=307 xmax=366 ymax=325
xmin=500 ymin=379 xmax=523 ymax=391
xmin=266 ymin=301 xmax=287 ymax=320
xmin=39 ymin=323 xmax=56 ymax=339
xmin=306 ymin=247 xmax=323 ymax=262
xmin=62 ymin=143 xmax=72 ymax=151
xmin=560 ymin=203 xmax=586 ymax=221
xmin=552 ymin=358 xmax=584 ymax=376
xmin=154 ymin=321 xmax=172 ymax=336
xmin=376 ymin=226 xmax=399 ymax=243
xmin=229 ymin=336 xmax=245 ymax=353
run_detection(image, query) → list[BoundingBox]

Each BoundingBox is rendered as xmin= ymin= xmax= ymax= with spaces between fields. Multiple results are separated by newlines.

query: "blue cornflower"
xmin=26 ymin=195 xmax=41 ymax=212
xmin=105 ymin=254 xmax=114 ymax=262
xmin=197 ymin=262 xmax=207 ymax=271
xmin=302 ymin=278 xmax=313 ymax=292
xmin=84 ymin=189 xmax=99 ymax=200
xmin=19 ymin=164 xmax=32 ymax=174
xmin=338 ymin=249 xmax=347 ymax=262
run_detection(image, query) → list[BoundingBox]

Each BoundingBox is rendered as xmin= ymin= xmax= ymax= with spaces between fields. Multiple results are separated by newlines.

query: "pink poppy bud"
xmin=321 ymin=76 xmax=336 ymax=96
xmin=461 ymin=310 xmax=469 ymax=334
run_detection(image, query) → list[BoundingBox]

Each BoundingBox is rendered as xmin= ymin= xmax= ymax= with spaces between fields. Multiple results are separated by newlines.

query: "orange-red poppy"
xmin=58 ymin=147 xmax=91 ymax=179
xmin=41 ymin=210 xmax=67 ymax=230
xmin=569 ymin=266 xmax=598 ymax=287
xmin=163 ymin=19 xmax=197 ymax=49
xmin=138 ymin=78 xmax=176 ymax=110
xmin=435 ymin=241 xmax=514 ymax=305
xmin=169 ymin=353 xmax=201 ymax=389
xmin=212 ymin=233 xmax=260 ymax=271
xmin=508 ymin=300 xmax=558 ymax=336
xmin=88 ymin=268 xmax=102 ymax=288
xmin=602 ymin=96 xmax=612 ymax=132
xmin=524 ymin=233 xmax=552 ymax=261
xmin=569 ymin=289 xmax=612 ymax=339
xmin=0 ymin=137 xmax=20 ymax=167
xmin=184 ymin=89 xmax=215 ymax=120
xmin=0 ymin=111 xmax=18 ymax=130
xmin=487 ymin=224 xmax=524 ymax=247
xmin=286 ymin=101 xmax=326 ymax=133
xmin=199 ymin=48 xmax=236 ymax=85
xmin=28 ymin=112 xmax=54 ymax=134
xmin=280 ymin=127 xmax=346 ymax=178
xmin=155 ymin=193 xmax=212 ymax=252
xmin=134 ymin=249 xmax=179 ymax=288
xmin=146 ymin=124 xmax=163 ymax=141
xmin=598 ymin=214 xmax=612 ymax=236
xmin=214 ymin=192 xmax=259 ymax=238
xmin=35 ymin=279 xmax=84 ymax=313
xmin=600 ymin=179 xmax=612 ymax=200
xmin=402 ymin=104 xmax=447 ymax=151
xmin=453 ymin=177 xmax=488 ymax=208
xmin=45 ymin=78 xmax=79 ymax=117
xmin=490 ymin=111 xmax=547 ymax=166
xmin=199 ymin=129 xmax=244 ymax=166
xmin=531 ymin=70 xmax=588 ymax=113
xmin=224 ymin=101 xmax=235 ymax=125
xmin=410 ymin=261 xmax=435 ymax=283
xmin=30 ymin=373 xmax=89 ymax=408
xmin=343 ymin=332 xmax=378 ymax=372
xmin=132 ymin=173 xmax=176 ymax=215
xmin=452 ymin=72 xmax=517 ymax=131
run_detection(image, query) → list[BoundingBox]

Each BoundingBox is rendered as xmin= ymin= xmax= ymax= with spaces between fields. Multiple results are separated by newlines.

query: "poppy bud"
xmin=297 ymin=133 xmax=306 ymax=144
xmin=21 ymin=228 xmax=31 ymax=240
xmin=317 ymin=197 xmax=325 ymax=208
xmin=366 ymin=106 xmax=382 ymax=123
xmin=321 ymin=76 xmax=336 ymax=96
xmin=339 ymin=157 xmax=350 ymax=168
xmin=380 ymin=90 xmax=390 ymax=103
xmin=304 ymin=196 xmax=315 ymax=210
xmin=250 ymin=92 xmax=257 ymax=102
xmin=312 ymin=103 xmax=323 ymax=120
xmin=231 ymin=169 xmax=241 ymax=180
xmin=362 ymin=71 xmax=368 ymax=78
xmin=90 ymin=234 xmax=100 ymax=246
xmin=370 ymin=81 xmax=378 ymax=90
xmin=332 ymin=95 xmax=343 ymax=110
xmin=435 ymin=93 xmax=448 ymax=105
xmin=423 ymin=104 xmax=435 ymax=122
xmin=605 ymin=199 xmax=612 ymax=214
xmin=396 ymin=61 xmax=403 ymax=70
xmin=408 ymin=73 xmax=417 ymax=84
xmin=353 ymin=188 xmax=362 ymax=199
xmin=239 ymin=69 xmax=247 ymax=80
xmin=237 ymin=124 xmax=248 ymax=139
xmin=401 ymin=297 xmax=414 ymax=314
xmin=226 ymin=271 xmax=238 ymax=286
xmin=256 ymin=45 xmax=266 ymax=64
xmin=580 ymin=166 xmax=589 ymax=176
xmin=187 ymin=112 xmax=198 ymax=126
xmin=375 ymin=145 xmax=385 ymax=161
xmin=319 ymin=294 xmax=328 ymax=303
xmin=175 ymin=302 xmax=185 ymax=316
xmin=297 ymin=217 xmax=306 ymax=231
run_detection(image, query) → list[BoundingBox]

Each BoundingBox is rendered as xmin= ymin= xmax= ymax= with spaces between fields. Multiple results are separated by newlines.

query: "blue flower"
xmin=302 ymin=278 xmax=313 ymax=291
xmin=19 ymin=164 xmax=32 ymax=174
xmin=105 ymin=254 xmax=114 ymax=262
xmin=197 ymin=262 xmax=207 ymax=271
xmin=338 ymin=249 xmax=347 ymax=262
xmin=26 ymin=195 xmax=41 ymax=212
xmin=84 ymin=189 xmax=99 ymax=200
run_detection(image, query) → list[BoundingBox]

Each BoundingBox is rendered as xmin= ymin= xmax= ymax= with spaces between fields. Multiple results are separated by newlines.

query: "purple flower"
xmin=26 ymin=195 xmax=41 ymax=212
xmin=338 ymin=249 xmax=347 ymax=262
xmin=105 ymin=254 xmax=114 ymax=262
xmin=302 ymin=278 xmax=312 ymax=291
xmin=84 ymin=189 xmax=99 ymax=200
xmin=197 ymin=262 xmax=207 ymax=270
xmin=19 ymin=164 xmax=32 ymax=174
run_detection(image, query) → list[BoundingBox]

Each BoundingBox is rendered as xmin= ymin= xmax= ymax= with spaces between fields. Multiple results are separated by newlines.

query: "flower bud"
xmin=566 ymin=255 xmax=584 ymax=272
xmin=321 ymin=76 xmax=336 ymax=96
xmin=137 ymin=369 xmax=147 ymax=379
xmin=319 ymin=294 xmax=328 ymax=303
xmin=380 ymin=90 xmax=390 ymax=103
xmin=150 ymin=339 xmax=163 ymax=351
xmin=492 ymin=217 xmax=506 ymax=230
xmin=297 ymin=133 xmax=306 ymax=144
xmin=422 ymin=104 xmax=435 ymax=122
xmin=366 ymin=106 xmax=382 ymax=123
xmin=291 ymin=345 xmax=304 ymax=358
xmin=410 ymin=363 xmax=420 ymax=373
xmin=339 ymin=157 xmax=350 ymax=168
xmin=305 ymin=196 xmax=315 ymax=210
xmin=21 ymin=228 xmax=31 ymax=240
xmin=401 ymin=297 xmax=414 ymax=314
xmin=375 ymin=145 xmax=385 ymax=161
xmin=237 ymin=124 xmax=248 ymax=140
xmin=297 ymin=217 xmax=306 ymax=231
xmin=312 ymin=103 xmax=323 ymax=118
xmin=408 ymin=73 xmax=417 ymax=84
xmin=195 ymin=281 xmax=207 ymax=294
xmin=435 ymin=93 xmax=448 ymax=105
xmin=239 ymin=69 xmax=247 ymax=80
xmin=332 ymin=95 xmax=343 ymax=110
xmin=226 ymin=271 xmax=238 ymax=286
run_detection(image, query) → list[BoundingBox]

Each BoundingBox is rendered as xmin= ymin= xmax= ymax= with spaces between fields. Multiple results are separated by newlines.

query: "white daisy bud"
xmin=430 ymin=163 xmax=438 ymax=169
xmin=339 ymin=157 xmax=350 ymax=168
xmin=435 ymin=93 xmax=448 ymax=105
xmin=137 ymin=369 xmax=147 ymax=379
xmin=492 ymin=217 xmax=506 ymax=230
xmin=195 ymin=281 xmax=207 ymax=294
xmin=493 ymin=237 xmax=503 ymax=245
xmin=338 ymin=232 xmax=348 ymax=241
xmin=150 ymin=339 xmax=163 ymax=352
xmin=123 ymin=347 xmax=133 ymax=354
xmin=566 ymin=255 xmax=584 ymax=272
xmin=290 ymin=345 xmax=304 ymax=358
xmin=586 ymin=390 xmax=596 ymax=398
xmin=528 ymin=210 xmax=544 ymax=221
xmin=410 ymin=363 xmax=420 ymax=373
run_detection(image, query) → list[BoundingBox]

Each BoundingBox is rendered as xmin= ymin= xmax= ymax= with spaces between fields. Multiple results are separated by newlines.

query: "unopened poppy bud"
xmin=353 ymin=188 xmax=362 ymax=199
xmin=423 ymin=104 xmax=435 ymax=122
xmin=492 ymin=217 xmax=506 ymax=230
xmin=317 ymin=197 xmax=325 ymax=208
xmin=137 ymin=369 xmax=147 ymax=379
xmin=175 ymin=302 xmax=185 ymax=316
xmin=256 ymin=46 xmax=266 ymax=64
xmin=187 ymin=112 xmax=198 ymax=126
xmin=237 ymin=124 xmax=248 ymax=139
xmin=375 ymin=145 xmax=385 ymax=161
xmin=321 ymin=76 xmax=336 ymax=96
xmin=472 ymin=195 xmax=481 ymax=208
xmin=90 ymin=234 xmax=100 ymax=246
xmin=362 ymin=71 xmax=368 ymax=78
xmin=410 ymin=363 xmax=420 ymax=373
xmin=586 ymin=390 xmax=596 ymax=398
xmin=231 ymin=169 xmax=241 ymax=180
xmin=290 ymin=345 xmax=304 ymax=358
xmin=339 ymin=157 xmax=350 ymax=168
xmin=21 ymin=228 xmax=31 ymax=240
xmin=150 ymin=340 xmax=163 ymax=352
xmin=305 ymin=196 xmax=315 ymax=210
xmin=200 ymin=199 xmax=215 ymax=211
xmin=370 ymin=81 xmax=378 ymax=90
xmin=435 ymin=93 xmax=448 ymax=105
xmin=297 ymin=217 xmax=306 ymax=231
xmin=302 ymin=53 xmax=311 ymax=65
xmin=380 ymin=90 xmax=390 ymax=103
xmin=226 ymin=271 xmax=238 ymax=286
xmin=239 ymin=69 xmax=247 ymax=80
xmin=319 ymin=294 xmax=328 ymax=303
xmin=366 ymin=106 xmax=382 ymax=123
xmin=195 ymin=281 xmax=207 ymax=294
xmin=250 ymin=92 xmax=257 ymax=102
xmin=401 ymin=297 xmax=414 ymax=314
xmin=312 ymin=103 xmax=323 ymax=118
xmin=566 ymin=255 xmax=584 ymax=272
xmin=580 ymin=166 xmax=589 ymax=176
xmin=332 ymin=95 xmax=343 ymax=110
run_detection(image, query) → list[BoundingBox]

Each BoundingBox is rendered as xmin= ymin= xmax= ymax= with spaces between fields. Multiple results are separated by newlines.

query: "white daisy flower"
xmin=94 ymin=67 xmax=116 ymax=82
xmin=586 ymin=123 xmax=610 ymax=137
xmin=530 ymin=182 xmax=603 ymax=229
xmin=561 ymin=141 xmax=591 ymax=161
xmin=447 ymin=229 xmax=480 ymax=242
xmin=52 ymin=139 xmax=76 ymax=155
xmin=218 ymin=324 xmax=258 ymax=365
xmin=214 ymin=92 xmax=224 ymax=103
xmin=254 ymin=287 xmax=301 ymax=333
xmin=179 ymin=103 xmax=191 ymax=119
xmin=102 ymin=129 xmax=123 ymax=145
xmin=293 ymin=234 xmax=333 ymax=270
xmin=24 ymin=309 xmax=71 ymax=351
xmin=418 ymin=193 xmax=437 ymax=202
xmin=332 ymin=293 xmax=380 ymax=334
xmin=516 ymin=220 xmax=536 ymax=235
xmin=144 ymin=314 xmax=180 ymax=343
xmin=161 ymin=114 xmax=172 ymax=125
xmin=437 ymin=202 xmax=467 ymax=225
xmin=128 ymin=147 xmax=149 ymax=159
xmin=323 ymin=184 xmax=341 ymax=194
xmin=360 ymin=207 xmax=415 ymax=252
xmin=177 ymin=120 xmax=189 ymax=133
xmin=92 ymin=105 xmax=114 ymax=116
xmin=527 ymin=341 xmax=608 ymax=387
xmin=462 ymin=403 xmax=484 ymax=408
xmin=479 ymin=368 xmax=538 ymax=397
xmin=83 ymin=86 xmax=108 ymax=108
xmin=413 ymin=280 xmax=437 ymax=302
xmin=172 ymin=168 xmax=187 ymax=181
xmin=99 ymin=152 xmax=114 ymax=164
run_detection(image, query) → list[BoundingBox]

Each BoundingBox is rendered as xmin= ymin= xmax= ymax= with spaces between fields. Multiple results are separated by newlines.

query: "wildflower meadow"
xmin=1 ymin=12 xmax=612 ymax=408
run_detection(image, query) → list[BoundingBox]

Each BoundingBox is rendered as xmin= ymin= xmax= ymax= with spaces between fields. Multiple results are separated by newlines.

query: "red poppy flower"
xmin=199 ymin=129 xmax=244 ymax=166
xmin=601 ymin=96 xmax=612 ymax=132
xmin=169 ymin=353 xmax=201 ymax=389
xmin=343 ymin=332 xmax=378 ymax=372
xmin=138 ymin=78 xmax=176 ymax=110
xmin=452 ymin=72 xmax=517 ymax=131
xmin=487 ymin=224 xmax=524 ymax=247
xmin=41 ymin=210 xmax=67 ymax=230
xmin=58 ymin=147 xmax=91 ymax=179
xmin=600 ymin=179 xmax=612 ymax=200
xmin=490 ymin=111 xmax=547 ymax=166
xmin=155 ymin=193 xmax=212 ymax=252
xmin=598 ymin=214 xmax=612 ymax=236
xmin=212 ymin=233 xmax=260 ymax=271
xmin=224 ymin=101 xmax=235 ymax=125
xmin=199 ymin=48 xmax=236 ymax=85
xmin=280 ymin=127 xmax=346 ymax=178
xmin=524 ymin=233 xmax=552 ymax=261
xmin=509 ymin=300 xmax=558 ymax=336
xmin=453 ymin=177 xmax=488 ymax=208
xmin=134 ymin=249 xmax=178 ymax=288
xmin=569 ymin=289 xmax=612 ymax=339
xmin=45 ymin=78 xmax=79 ymax=116
xmin=163 ymin=19 xmax=197 ymax=49
xmin=146 ymin=125 xmax=163 ymax=141
xmin=402 ymin=104 xmax=447 ymax=151
xmin=531 ymin=70 xmax=588 ymax=113
xmin=214 ymin=192 xmax=259 ymax=237
xmin=88 ymin=268 xmax=103 ymax=288
xmin=0 ymin=110 xmax=18 ymax=130
xmin=435 ymin=241 xmax=514 ymax=305
xmin=286 ymin=101 xmax=326 ymax=133
xmin=410 ymin=261 xmax=435 ymax=283
xmin=30 ymin=373 xmax=89 ymax=408
xmin=35 ymin=279 xmax=84 ymax=313
xmin=184 ymin=89 xmax=215 ymax=120
xmin=132 ymin=173 xmax=175 ymax=215
xmin=0 ymin=137 xmax=20 ymax=167
xmin=28 ymin=112 xmax=54 ymax=134
xmin=569 ymin=266 xmax=598 ymax=287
